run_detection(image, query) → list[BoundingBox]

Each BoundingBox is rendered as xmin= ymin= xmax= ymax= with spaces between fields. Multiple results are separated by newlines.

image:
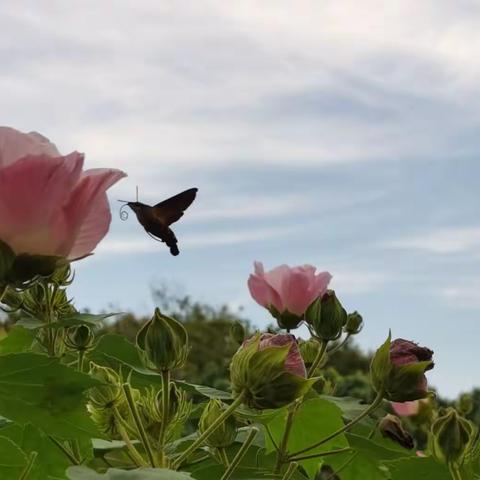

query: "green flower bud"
xmin=306 ymin=290 xmax=347 ymax=341
xmin=430 ymin=408 xmax=478 ymax=466
xmin=136 ymin=308 xmax=189 ymax=371
xmin=379 ymin=414 xmax=414 ymax=449
xmin=230 ymin=321 xmax=246 ymax=345
xmin=370 ymin=334 xmax=434 ymax=402
xmin=199 ymin=399 xmax=237 ymax=448
xmin=457 ymin=393 xmax=474 ymax=416
xmin=230 ymin=333 xmax=316 ymax=410
xmin=139 ymin=384 xmax=191 ymax=443
xmin=66 ymin=325 xmax=95 ymax=351
xmin=87 ymin=363 xmax=122 ymax=408
xmin=298 ymin=338 xmax=327 ymax=376
xmin=345 ymin=311 xmax=363 ymax=335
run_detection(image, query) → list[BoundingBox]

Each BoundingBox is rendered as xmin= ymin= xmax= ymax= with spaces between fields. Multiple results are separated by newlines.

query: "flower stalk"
xmin=220 ymin=427 xmax=258 ymax=480
xmin=172 ymin=392 xmax=245 ymax=469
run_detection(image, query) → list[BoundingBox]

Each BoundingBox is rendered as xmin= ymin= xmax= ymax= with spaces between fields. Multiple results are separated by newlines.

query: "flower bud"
xmin=66 ymin=325 xmax=95 ymax=351
xmin=230 ymin=321 xmax=246 ymax=345
xmin=87 ymin=363 xmax=122 ymax=408
xmin=298 ymin=338 xmax=327 ymax=375
xmin=306 ymin=290 xmax=347 ymax=341
xmin=457 ymin=393 xmax=473 ymax=416
xmin=136 ymin=308 xmax=188 ymax=371
xmin=430 ymin=408 xmax=478 ymax=466
xmin=379 ymin=414 xmax=414 ymax=449
xmin=370 ymin=334 xmax=434 ymax=402
xmin=230 ymin=333 xmax=316 ymax=409
xmin=199 ymin=399 xmax=237 ymax=448
xmin=344 ymin=311 xmax=363 ymax=335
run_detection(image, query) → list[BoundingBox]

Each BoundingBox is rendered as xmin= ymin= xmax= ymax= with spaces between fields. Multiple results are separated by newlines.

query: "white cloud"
xmin=330 ymin=269 xmax=388 ymax=294
xmin=441 ymin=281 xmax=480 ymax=308
xmin=383 ymin=227 xmax=480 ymax=254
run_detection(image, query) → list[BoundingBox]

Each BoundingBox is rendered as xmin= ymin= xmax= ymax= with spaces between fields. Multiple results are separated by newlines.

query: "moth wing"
xmin=152 ymin=188 xmax=198 ymax=226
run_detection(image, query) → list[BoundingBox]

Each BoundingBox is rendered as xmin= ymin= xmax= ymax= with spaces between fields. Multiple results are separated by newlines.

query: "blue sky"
xmin=2 ymin=1 xmax=480 ymax=398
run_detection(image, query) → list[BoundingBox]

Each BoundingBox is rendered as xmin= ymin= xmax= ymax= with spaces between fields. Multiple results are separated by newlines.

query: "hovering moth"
xmin=120 ymin=188 xmax=198 ymax=256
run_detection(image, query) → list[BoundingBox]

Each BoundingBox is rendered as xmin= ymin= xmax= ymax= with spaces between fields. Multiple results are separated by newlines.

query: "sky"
xmin=1 ymin=0 xmax=480 ymax=398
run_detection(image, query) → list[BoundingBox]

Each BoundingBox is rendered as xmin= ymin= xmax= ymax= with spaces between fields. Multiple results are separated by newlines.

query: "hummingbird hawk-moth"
xmin=119 ymin=187 xmax=198 ymax=256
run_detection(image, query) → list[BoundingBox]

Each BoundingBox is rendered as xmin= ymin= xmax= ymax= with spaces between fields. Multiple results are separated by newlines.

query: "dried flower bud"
xmin=370 ymin=334 xmax=434 ymax=402
xmin=199 ymin=399 xmax=237 ymax=448
xmin=136 ymin=308 xmax=189 ymax=371
xmin=379 ymin=414 xmax=414 ymax=449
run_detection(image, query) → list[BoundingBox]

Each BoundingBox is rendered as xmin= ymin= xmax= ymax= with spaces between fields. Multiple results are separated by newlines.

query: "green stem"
xmin=157 ymin=370 xmax=171 ymax=467
xmin=281 ymin=462 xmax=298 ymax=480
xmin=307 ymin=340 xmax=328 ymax=377
xmin=217 ymin=447 xmax=230 ymax=467
xmin=289 ymin=447 xmax=351 ymax=462
xmin=0 ymin=284 xmax=8 ymax=304
xmin=122 ymin=383 xmax=158 ymax=467
xmin=274 ymin=403 xmax=297 ymax=473
xmin=327 ymin=334 xmax=351 ymax=356
xmin=265 ymin=424 xmax=280 ymax=453
xmin=77 ymin=350 xmax=85 ymax=373
xmin=18 ymin=451 xmax=38 ymax=480
xmin=220 ymin=427 xmax=257 ymax=480
xmin=449 ymin=465 xmax=465 ymax=480
xmin=173 ymin=392 xmax=245 ymax=470
xmin=288 ymin=391 xmax=384 ymax=458
xmin=113 ymin=405 xmax=147 ymax=467
xmin=48 ymin=436 xmax=79 ymax=465
xmin=69 ymin=440 xmax=82 ymax=464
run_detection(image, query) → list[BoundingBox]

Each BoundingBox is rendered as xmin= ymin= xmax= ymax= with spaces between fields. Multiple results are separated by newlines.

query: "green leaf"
xmin=0 ymin=435 xmax=27 ymax=479
xmin=384 ymin=457 xmax=452 ymax=480
xmin=52 ymin=313 xmax=119 ymax=330
xmin=0 ymin=352 xmax=101 ymax=440
xmin=66 ymin=466 xmax=194 ymax=479
xmin=323 ymin=449 xmax=389 ymax=480
xmin=0 ymin=423 xmax=70 ymax=480
xmin=370 ymin=332 xmax=392 ymax=394
xmin=0 ymin=326 xmax=35 ymax=354
xmin=266 ymin=398 xmax=348 ymax=479
xmin=345 ymin=433 xmax=413 ymax=460
xmin=175 ymin=381 xmax=232 ymax=400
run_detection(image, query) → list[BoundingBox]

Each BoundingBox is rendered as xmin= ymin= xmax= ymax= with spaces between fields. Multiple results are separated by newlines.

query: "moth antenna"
xmin=136 ymin=185 xmax=139 ymax=202
xmin=119 ymin=203 xmax=130 ymax=221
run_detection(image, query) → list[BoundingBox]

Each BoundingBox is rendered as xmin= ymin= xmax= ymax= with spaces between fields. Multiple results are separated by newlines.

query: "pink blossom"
xmin=0 ymin=127 xmax=126 ymax=259
xmin=391 ymin=400 xmax=420 ymax=417
xmin=247 ymin=261 xmax=331 ymax=316
xmin=245 ymin=333 xmax=307 ymax=377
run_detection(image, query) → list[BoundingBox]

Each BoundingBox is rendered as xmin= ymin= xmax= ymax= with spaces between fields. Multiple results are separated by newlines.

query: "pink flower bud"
xmin=0 ymin=127 xmax=126 ymax=260
xmin=257 ymin=333 xmax=307 ymax=378
xmin=391 ymin=400 xmax=420 ymax=417
xmin=247 ymin=261 xmax=331 ymax=329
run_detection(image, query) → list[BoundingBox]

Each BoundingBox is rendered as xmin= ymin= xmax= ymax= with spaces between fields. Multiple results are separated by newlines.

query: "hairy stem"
xmin=113 ymin=406 xmax=147 ymax=467
xmin=217 ymin=447 xmax=230 ymax=467
xmin=122 ymin=383 xmax=158 ymax=467
xmin=220 ymin=427 xmax=257 ymax=480
xmin=274 ymin=403 xmax=298 ymax=473
xmin=157 ymin=370 xmax=171 ymax=467
xmin=289 ymin=447 xmax=352 ymax=462
xmin=18 ymin=451 xmax=38 ymax=480
xmin=173 ymin=392 xmax=245 ymax=470
xmin=327 ymin=334 xmax=351 ymax=356
xmin=281 ymin=462 xmax=298 ymax=480
xmin=307 ymin=339 xmax=328 ymax=377
xmin=48 ymin=436 xmax=79 ymax=465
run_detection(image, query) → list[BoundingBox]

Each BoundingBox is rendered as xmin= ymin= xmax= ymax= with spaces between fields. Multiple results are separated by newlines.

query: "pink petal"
xmin=313 ymin=271 xmax=332 ymax=296
xmin=0 ymin=127 xmax=60 ymax=168
xmin=61 ymin=168 xmax=126 ymax=256
xmin=253 ymin=261 xmax=265 ymax=276
xmin=264 ymin=264 xmax=291 ymax=294
xmin=0 ymin=153 xmax=84 ymax=255
xmin=280 ymin=268 xmax=318 ymax=315
xmin=391 ymin=401 xmax=420 ymax=417
xmin=248 ymin=274 xmax=284 ymax=312
xmin=259 ymin=333 xmax=306 ymax=377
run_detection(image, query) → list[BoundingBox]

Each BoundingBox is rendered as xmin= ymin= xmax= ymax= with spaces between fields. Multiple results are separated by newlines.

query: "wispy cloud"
xmin=382 ymin=227 xmax=480 ymax=254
